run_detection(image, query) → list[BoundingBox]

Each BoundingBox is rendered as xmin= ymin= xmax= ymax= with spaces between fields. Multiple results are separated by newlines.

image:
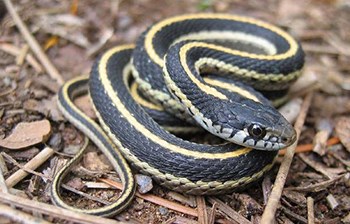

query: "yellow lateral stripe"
xmin=130 ymin=81 xmax=163 ymax=111
xmin=173 ymin=31 xmax=277 ymax=55
xmin=178 ymin=44 xmax=228 ymax=100
xmin=58 ymin=75 xmax=135 ymax=213
xmin=99 ymin=46 xmax=252 ymax=159
xmin=145 ymin=13 xmax=298 ymax=66
xmin=203 ymin=77 xmax=260 ymax=103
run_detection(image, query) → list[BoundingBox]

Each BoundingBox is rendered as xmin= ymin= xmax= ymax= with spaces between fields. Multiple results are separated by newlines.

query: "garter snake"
xmin=52 ymin=14 xmax=304 ymax=216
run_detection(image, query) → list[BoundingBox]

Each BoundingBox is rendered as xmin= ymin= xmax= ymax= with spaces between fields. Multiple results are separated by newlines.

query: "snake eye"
xmin=248 ymin=124 xmax=266 ymax=139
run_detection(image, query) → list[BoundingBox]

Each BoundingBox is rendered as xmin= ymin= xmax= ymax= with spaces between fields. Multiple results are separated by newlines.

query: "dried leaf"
xmin=0 ymin=120 xmax=51 ymax=150
xmin=74 ymin=95 xmax=96 ymax=119
xmin=23 ymin=96 xmax=64 ymax=122
xmin=83 ymin=152 xmax=112 ymax=171
xmin=335 ymin=116 xmax=350 ymax=152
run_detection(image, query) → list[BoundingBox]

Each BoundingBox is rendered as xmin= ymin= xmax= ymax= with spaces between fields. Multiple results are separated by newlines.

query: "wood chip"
xmin=168 ymin=191 xmax=196 ymax=207
xmin=307 ymin=197 xmax=315 ymax=224
xmin=0 ymin=120 xmax=51 ymax=149
xmin=326 ymin=194 xmax=339 ymax=210
xmin=313 ymin=119 xmax=333 ymax=156
xmin=335 ymin=116 xmax=350 ymax=152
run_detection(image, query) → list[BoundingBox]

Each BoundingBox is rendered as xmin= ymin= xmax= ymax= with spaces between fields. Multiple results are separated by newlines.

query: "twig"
xmin=16 ymin=44 xmax=29 ymax=66
xmin=278 ymin=137 xmax=340 ymax=156
xmin=208 ymin=202 xmax=217 ymax=224
xmin=284 ymin=174 xmax=345 ymax=192
xmin=0 ymin=204 xmax=51 ymax=224
xmin=3 ymin=0 xmax=64 ymax=85
xmin=207 ymin=197 xmax=251 ymax=224
xmin=165 ymin=216 xmax=199 ymax=224
xmin=62 ymin=184 xmax=111 ymax=205
xmin=0 ymin=154 xmax=9 ymax=193
xmin=0 ymin=192 xmax=122 ymax=224
xmin=307 ymin=197 xmax=315 ymax=224
xmin=0 ymin=43 xmax=43 ymax=72
xmin=3 ymin=147 xmax=55 ymax=188
xmin=261 ymin=92 xmax=313 ymax=224
xmin=281 ymin=206 xmax=308 ymax=224
xmin=262 ymin=175 xmax=272 ymax=205
xmin=100 ymin=178 xmax=198 ymax=217
xmin=196 ymin=196 xmax=209 ymax=224
xmin=298 ymin=153 xmax=345 ymax=179
xmin=3 ymin=151 xmax=113 ymax=205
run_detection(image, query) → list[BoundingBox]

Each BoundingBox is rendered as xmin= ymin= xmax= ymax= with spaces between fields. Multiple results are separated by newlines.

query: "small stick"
xmin=307 ymin=197 xmax=315 ymax=224
xmin=3 ymin=0 xmax=64 ymax=85
xmin=208 ymin=202 xmax=217 ymax=224
xmin=0 ymin=204 xmax=51 ymax=224
xmin=0 ymin=154 xmax=9 ymax=193
xmin=285 ymin=174 xmax=344 ymax=192
xmin=0 ymin=43 xmax=43 ymax=72
xmin=16 ymin=44 xmax=29 ymax=66
xmin=278 ymin=137 xmax=340 ymax=156
xmin=4 ymin=147 xmax=55 ymax=188
xmin=0 ymin=192 xmax=122 ymax=224
xmin=298 ymin=153 xmax=343 ymax=179
xmin=261 ymin=92 xmax=313 ymax=224
xmin=196 ymin=196 xmax=209 ymax=224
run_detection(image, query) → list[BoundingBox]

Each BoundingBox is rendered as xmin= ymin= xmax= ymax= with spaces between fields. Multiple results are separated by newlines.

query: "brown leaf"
xmin=0 ymin=120 xmax=51 ymax=150
xmin=83 ymin=152 xmax=112 ymax=171
xmin=23 ymin=96 xmax=64 ymax=121
xmin=335 ymin=116 xmax=350 ymax=152
xmin=74 ymin=95 xmax=96 ymax=119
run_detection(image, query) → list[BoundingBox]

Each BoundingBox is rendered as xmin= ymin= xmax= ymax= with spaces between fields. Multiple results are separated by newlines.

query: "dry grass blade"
xmin=0 ymin=204 xmax=51 ymax=224
xmin=3 ymin=0 xmax=64 ymax=85
xmin=196 ymin=196 xmax=209 ymax=224
xmin=0 ymin=192 xmax=122 ymax=224
xmin=261 ymin=92 xmax=314 ymax=224
xmin=3 ymin=147 xmax=54 ymax=188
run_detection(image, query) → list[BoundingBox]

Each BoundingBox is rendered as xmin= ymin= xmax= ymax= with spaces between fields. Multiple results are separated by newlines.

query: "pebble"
xmin=135 ymin=174 xmax=153 ymax=194
xmin=158 ymin=207 xmax=168 ymax=216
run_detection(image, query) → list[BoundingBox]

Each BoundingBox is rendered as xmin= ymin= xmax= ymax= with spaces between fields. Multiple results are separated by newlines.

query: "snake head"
xmin=226 ymin=101 xmax=297 ymax=151
xmin=200 ymin=98 xmax=297 ymax=151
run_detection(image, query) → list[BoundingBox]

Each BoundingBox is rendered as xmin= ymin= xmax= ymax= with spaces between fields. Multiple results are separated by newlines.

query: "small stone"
xmin=63 ymin=144 xmax=82 ymax=155
xmin=158 ymin=206 xmax=168 ymax=216
xmin=48 ymin=133 xmax=63 ymax=151
xmin=135 ymin=174 xmax=153 ymax=194
xmin=133 ymin=203 xmax=144 ymax=211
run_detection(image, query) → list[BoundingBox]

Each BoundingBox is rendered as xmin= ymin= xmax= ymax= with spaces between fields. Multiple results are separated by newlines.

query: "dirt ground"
xmin=0 ymin=0 xmax=350 ymax=223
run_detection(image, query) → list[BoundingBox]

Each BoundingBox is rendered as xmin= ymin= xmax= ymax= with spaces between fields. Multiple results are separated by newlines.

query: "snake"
xmin=52 ymin=13 xmax=304 ymax=216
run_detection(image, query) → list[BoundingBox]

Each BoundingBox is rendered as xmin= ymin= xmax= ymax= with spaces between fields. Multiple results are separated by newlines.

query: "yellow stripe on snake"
xmin=52 ymin=13 xmax=304 ymax=216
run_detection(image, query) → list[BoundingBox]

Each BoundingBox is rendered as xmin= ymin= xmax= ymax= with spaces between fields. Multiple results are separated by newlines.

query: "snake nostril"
xmin=281 ymin=137 xmax=288 ymax=143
